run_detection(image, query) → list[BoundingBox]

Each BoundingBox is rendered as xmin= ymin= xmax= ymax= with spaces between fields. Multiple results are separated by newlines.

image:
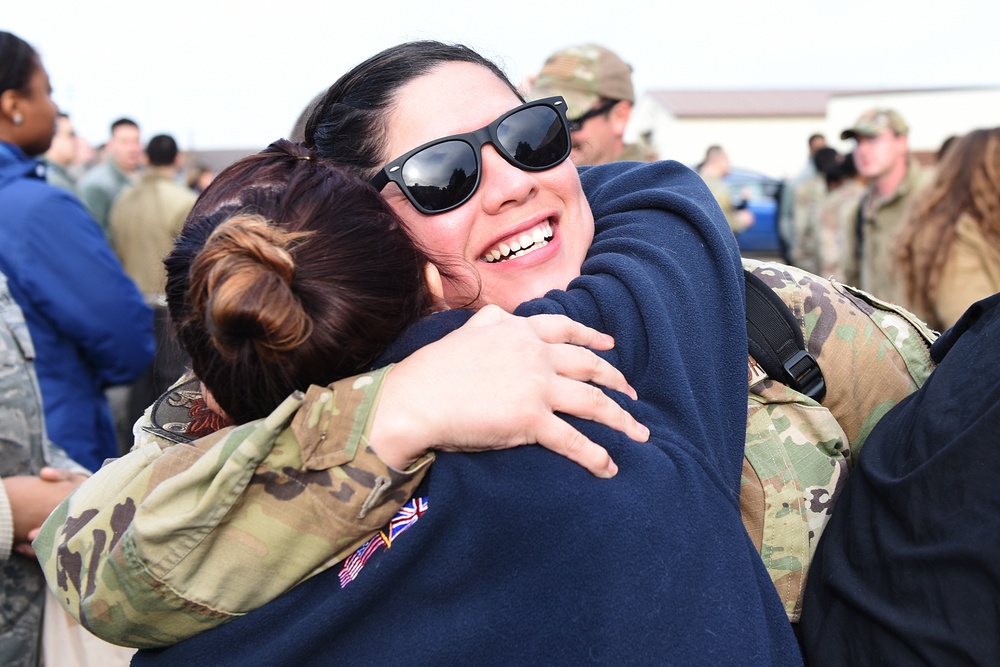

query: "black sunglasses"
xmin=370 ymin=96 xmax=571 ymax=215
xmin=567 ymin=99 xmax=620 ymax=133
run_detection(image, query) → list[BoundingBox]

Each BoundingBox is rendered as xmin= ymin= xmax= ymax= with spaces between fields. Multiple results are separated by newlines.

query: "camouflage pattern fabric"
xmin=789 ymin=174 xmax=827 ymax=274
xmin=816 ymin=180 xmax=866 ymax=285
xmin=854 ymin=159 xmax=933 ymax=305
xmin=740 ymin=259 xmax=937 ymax=622
xmin=0 ymin=272 xmax=86 ymax=667
xmin=34 ymin=370 xmax=433 ymax=649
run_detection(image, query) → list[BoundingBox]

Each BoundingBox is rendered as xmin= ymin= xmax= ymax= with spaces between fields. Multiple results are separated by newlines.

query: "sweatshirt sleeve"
xmin=517 ymin=160 xmax=749 ymax=489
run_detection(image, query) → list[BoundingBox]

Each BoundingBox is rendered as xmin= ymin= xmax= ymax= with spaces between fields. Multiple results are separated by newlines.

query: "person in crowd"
xmin=816 ymin=151 xmax=868 ymax=283
xmin=526 ymin=43 xmax=656 ymax=166
xmin=800 ymin=289 xmax=1000 ymax=665
xmin=110 ymin=133 xmax=198 ymax=428
xmin=698 ymin=144 xmax=755 ymax=234
xmin=39 ymin=40 xmax=802 ymax=665
xmin=0 ymin=31 xmax=155 ymax=473
xmin=778 ymin=133 xmax=826 ymax=263
xmin=184 ymin=162 xmax=213 ymax=194
xmin=0 ymin=270 xmax=90 ymax=667
xmin=110 ymin=133 xmax=197 ymax=300
xmin=894 ymin=127 xmax=1000 ymax=331
xmin=789 ymin=146 xmax=840 ymax=273
xmin=40 ymin=112 xmax=76 ymax=193
xmin=841 ymin=108 xmax=932 ymax=304
xmin=77 ymin=117 xmax=142 ymax=237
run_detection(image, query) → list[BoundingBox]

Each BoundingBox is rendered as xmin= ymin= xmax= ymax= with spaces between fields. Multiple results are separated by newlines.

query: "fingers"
xmin=524 ymin=313 xmax=616 ymax=351
xmin=464 ymin=303 xmax=510 ymax=327
xmin=548 ymin=377 xmax=649 ymax=445
xmin=549 ymin=343 xmax=636 ymax=400
xmin=38 ymin=466 xmax=72 ymax=482
xmin=14 ymin=543 xmax=36 ymax=559
xmin=38 ymin=467 xmax=88 ymax=488
xmin=532 ymin=417 xmax=619 ymax=479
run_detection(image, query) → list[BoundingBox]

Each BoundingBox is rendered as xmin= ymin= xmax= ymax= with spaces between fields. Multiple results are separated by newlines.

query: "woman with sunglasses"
xmin=41 ymin=41 xmax=802 ymax=665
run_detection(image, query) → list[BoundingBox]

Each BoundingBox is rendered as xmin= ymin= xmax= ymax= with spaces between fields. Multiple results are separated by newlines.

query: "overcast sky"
xmin=7 ymin=0 xmax=999 ymax=151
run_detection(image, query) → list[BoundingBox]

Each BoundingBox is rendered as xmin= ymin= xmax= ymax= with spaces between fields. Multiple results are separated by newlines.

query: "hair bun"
xmin=189 ymin=215 xmax=313 ymax=361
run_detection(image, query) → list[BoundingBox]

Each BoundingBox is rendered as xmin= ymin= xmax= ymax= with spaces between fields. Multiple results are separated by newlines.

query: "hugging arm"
xmin=34 ymin=311 xmax=645 ymax=648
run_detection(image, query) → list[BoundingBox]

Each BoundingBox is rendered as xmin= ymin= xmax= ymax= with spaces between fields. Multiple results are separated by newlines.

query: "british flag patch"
xmin=338 ymin=496 xmax=428 ymax=587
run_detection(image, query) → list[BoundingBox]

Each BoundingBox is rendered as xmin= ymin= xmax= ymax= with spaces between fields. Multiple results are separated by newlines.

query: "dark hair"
xmin=837 ymin=151 xmax=857 ymax=180
xmin=812 ymin=146 xmax=841 ymax=181
xmin=0 ymin=31 xmax=38 ymax=96
xmin=146 ymin=133 xmax=178 ymax=166
xmin=166 ymin=139 xmax=434 ymax=423
xmin=111 ymin=117 xmax=138 ymax=133
xmin=304 ymin=41 xmax=520 ymax=179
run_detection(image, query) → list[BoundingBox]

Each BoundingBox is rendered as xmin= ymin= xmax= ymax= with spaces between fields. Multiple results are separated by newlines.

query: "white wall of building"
xmin=628 ymin=97 xmax=824 ymax=178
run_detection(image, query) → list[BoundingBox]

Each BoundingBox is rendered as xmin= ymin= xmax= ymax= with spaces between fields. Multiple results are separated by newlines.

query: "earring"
xmin=12 ymin=113 xmax=23 ymax=126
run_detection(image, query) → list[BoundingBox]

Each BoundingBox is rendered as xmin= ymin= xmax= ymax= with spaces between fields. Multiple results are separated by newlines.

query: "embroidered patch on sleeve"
xmin=338 ymin=496 xmax=428 ymax=587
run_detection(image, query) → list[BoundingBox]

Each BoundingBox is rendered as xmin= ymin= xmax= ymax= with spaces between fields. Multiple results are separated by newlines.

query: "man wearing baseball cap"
xmin=526 ymin=44 xmax=656 ymax=166
xmin=841 ymin=108 xmax=931 ymax=304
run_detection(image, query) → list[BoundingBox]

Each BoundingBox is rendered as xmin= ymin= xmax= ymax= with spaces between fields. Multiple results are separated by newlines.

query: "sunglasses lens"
xmin=497 ymin=106 xmax=569 ymax=169
xmin=401 ymin=140 xmax=479 ymax=212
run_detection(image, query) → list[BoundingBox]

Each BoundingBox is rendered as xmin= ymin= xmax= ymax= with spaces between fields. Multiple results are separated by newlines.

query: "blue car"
xmin=724 ymin=168 xmax=786 ymax=261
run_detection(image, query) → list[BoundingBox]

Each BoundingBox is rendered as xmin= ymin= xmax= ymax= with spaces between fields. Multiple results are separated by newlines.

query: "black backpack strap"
xmin=744 ymin=269 xmax=826 ymax=402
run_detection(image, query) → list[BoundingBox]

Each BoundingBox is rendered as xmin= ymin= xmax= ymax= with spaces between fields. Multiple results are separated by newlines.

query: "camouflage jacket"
xmin=0 ymin=272 xmax=85 ymax=667
xmin=34 ymin=370 xmax=432 ymax=649
xmin=741 ymin=259 xmax=937 ymax=621
xmin=35 ymin=263 xmax=938 ymax=647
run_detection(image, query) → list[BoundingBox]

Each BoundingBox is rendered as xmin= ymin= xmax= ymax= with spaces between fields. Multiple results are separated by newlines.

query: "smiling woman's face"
xmin=378 ymin=61 xmax=594 ymax=313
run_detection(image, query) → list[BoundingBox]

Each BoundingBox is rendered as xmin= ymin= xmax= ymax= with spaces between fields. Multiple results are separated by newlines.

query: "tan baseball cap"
xmin=526 ymin=44 xmax=634 ymax=121
xmin=841 ymin=108 xmax=909 ymax=140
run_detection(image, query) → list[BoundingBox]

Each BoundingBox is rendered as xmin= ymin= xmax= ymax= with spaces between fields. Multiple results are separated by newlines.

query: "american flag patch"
xmin=338 ymin=497 xmax=428 ymax=587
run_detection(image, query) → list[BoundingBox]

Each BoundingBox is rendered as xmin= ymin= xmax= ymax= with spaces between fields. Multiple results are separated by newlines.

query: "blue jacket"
xmin=135 ymin=161 xmax=801 ymax=666
xmin=0 ymin=142 xmax=154 ymax=472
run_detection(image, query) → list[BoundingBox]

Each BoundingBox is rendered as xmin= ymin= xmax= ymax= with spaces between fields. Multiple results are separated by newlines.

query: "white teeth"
xmin=481 ymin=223 xmax=555 ymax=263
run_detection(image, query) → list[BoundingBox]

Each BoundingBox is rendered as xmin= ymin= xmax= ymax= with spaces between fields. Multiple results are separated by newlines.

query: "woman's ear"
xmin=199 ymin=382 xmax=231 ymax=421
xmin=423 ymin=263 xmax=449 ymax=311
xmin=0 ymin=89 xmax=19 ymax=123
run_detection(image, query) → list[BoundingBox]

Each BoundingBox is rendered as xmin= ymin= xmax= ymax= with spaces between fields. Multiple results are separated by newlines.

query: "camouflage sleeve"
xmin=740 ymin=259 xmax=938 ymax=623
xmin=34 ymin=366 xmax=433 ymax=648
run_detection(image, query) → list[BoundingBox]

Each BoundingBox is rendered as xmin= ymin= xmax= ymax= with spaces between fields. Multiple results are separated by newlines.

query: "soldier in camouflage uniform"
xmin=525 ymin=43 xmax=657 ymax=166
xmin=0 ymin=271 xmax=88 ymax=667
xmin=34 ymin=257 xmax=937 ymax=646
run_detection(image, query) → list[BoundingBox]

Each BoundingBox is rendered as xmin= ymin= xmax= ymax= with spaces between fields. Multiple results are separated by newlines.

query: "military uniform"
xmin=701 ymin=174 xmax=752 ymax=234
xmin=617 ymin=142 xmax=657 ymax=163
xmin=854 ymin=162 xmax=933 ymax=305
xmin=816 ymin=179 xmax=866 ymax=284
xmin=35 ymin=370 xmax=432 ymax=648
xmin=0 ymin=272 xmax=86 ymax=667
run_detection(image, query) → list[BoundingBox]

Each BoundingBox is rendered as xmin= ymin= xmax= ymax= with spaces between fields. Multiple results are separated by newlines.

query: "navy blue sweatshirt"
xmin=134 ymin=161 xmax=801 ymax=666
